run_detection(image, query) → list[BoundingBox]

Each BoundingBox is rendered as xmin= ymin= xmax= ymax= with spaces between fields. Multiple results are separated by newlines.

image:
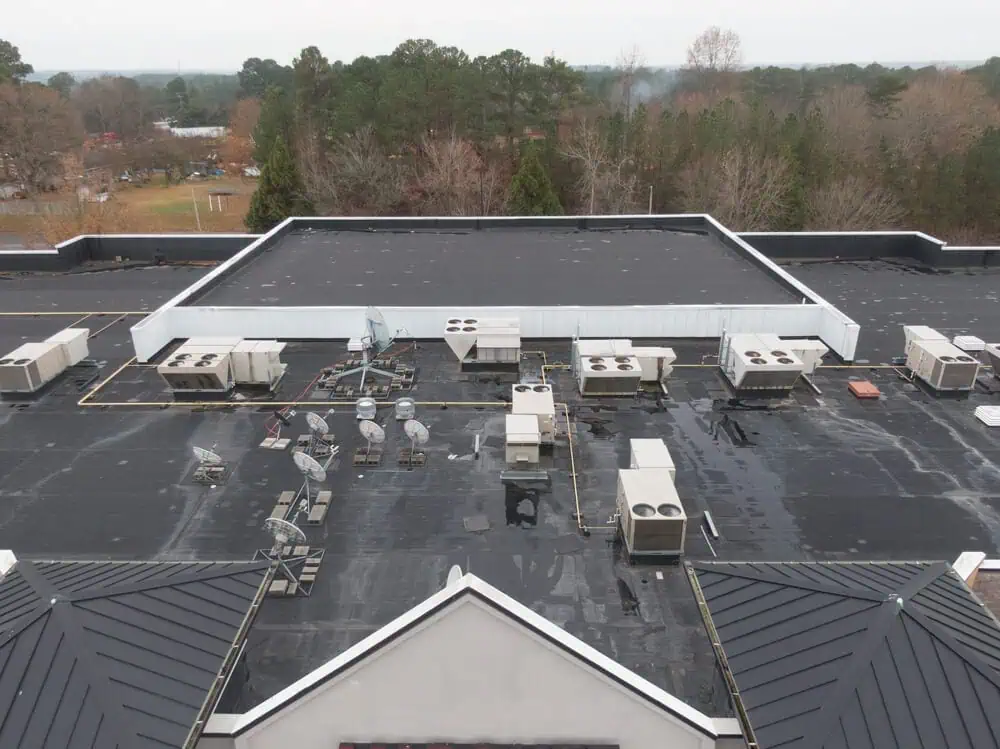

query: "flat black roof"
xmin=691 ymin=561 xmax=1000 ymax=749
xmin=778 ymin=259 xmax=1000 ymax=361
xmin=0 ymin=559 xmax=267 ymax=749
xmin=190 ymin=228 xmax=800 ymax=307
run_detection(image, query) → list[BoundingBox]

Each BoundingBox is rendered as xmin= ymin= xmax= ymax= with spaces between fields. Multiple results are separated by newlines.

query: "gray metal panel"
xmin=0 ymin=560 xmax=268 ymax=749
xmin=691 ymin=561 xmax=1000 ymax=749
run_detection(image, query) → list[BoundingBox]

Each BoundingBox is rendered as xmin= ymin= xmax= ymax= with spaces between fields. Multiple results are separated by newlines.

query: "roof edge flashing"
xmin=0 ymin=550 xmax=16 ymax=576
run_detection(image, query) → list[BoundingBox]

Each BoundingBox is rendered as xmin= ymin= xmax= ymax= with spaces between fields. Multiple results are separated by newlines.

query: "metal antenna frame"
xmin=335 ymin=308 xmax=398 ymax=391
xmin=263 ymin=518 xmax=307 ymax=585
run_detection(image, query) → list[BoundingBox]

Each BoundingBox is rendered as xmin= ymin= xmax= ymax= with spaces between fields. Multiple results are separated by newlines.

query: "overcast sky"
xmin=11 ymin=0 xmax=1000 ymax=71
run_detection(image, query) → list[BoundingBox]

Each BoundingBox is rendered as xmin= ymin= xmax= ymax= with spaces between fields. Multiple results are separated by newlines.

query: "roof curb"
xmin=203 ymin=572 xmax=725 ymax=739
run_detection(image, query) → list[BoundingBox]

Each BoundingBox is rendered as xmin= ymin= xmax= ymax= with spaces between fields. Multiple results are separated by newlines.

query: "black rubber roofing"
xmin=0 ymin=559 xmax=268 ymax=749
xmin=690 ymin=561 xmax=1000 ymax=749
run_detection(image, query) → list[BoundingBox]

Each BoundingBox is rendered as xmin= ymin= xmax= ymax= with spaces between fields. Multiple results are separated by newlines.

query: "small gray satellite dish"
xmin=192 ymin=446 xmax=223 ymax=465
xmin=293 ymin=451 xmax=327 ymax=483
xmin=446 ymin=565 xmax=463 ymax=586
xmin=359 ymin=419 xmax=385 ymax=454
xmin=263 ymin=517 xmax=306 ymax=552
xmin=305 ymin=411 xmax=329 ymax=436
xmin=365 ymin=306 xmax=392 ymax=354
xmin=404 ymin=419 xmax=430 ymax=446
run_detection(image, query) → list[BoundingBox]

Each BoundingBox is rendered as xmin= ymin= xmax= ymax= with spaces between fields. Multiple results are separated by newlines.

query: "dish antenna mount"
xmin=262 ymin=517 xmax=307 ymax=586
xmin=403 ymin=419 xmax=430 ymax=467
xmin=191 ymin=446 xmax=226 ymax=484
xmin=334 ymin=306 xmax=399 ymax=391
xmin=293 ymin=450 xmax=327 ymax=509
xmin=304 ymin=411 xmax=332 ymax=456
xmin=358 ymin=419 xmax=385 ymax=457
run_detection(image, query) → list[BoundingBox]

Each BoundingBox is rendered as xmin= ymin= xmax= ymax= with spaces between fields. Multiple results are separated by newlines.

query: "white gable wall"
xmin=203 ymin=595 xmax=724 ymax=749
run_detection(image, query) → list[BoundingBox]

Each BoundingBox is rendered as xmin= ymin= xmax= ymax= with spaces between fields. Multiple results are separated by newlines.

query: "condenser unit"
xmin=903 ymin=325 xmax=947 ymax=359
xmin=476 ymin=333 xmax=521 ymax=363
xmin=783 ymin=339 xmax=829 ymax=375
xmin=573 ymin=339 xmax=633 ymax=363
xmin=616 ymin=469 xmax=686 ymax=557
xmin=720 ymin=333 xmax=805 ymax=394
xmin=985 ymin=343 xmax=1000 ymax=375
xmin=444 ymin=316 xmax=521 ymax=363
xmin=44 ymin=328 xmax=90 ymax=367
xmin=0 ymin=342 xmax=67 ymax=393
xmin=905 ymin=339 xmax=979 ymax=392
xmin=512 ymin=383 xmax=555 ymax=444
xmin=578 ymin=354 xmax=642 ymax=396
xmin=630 ymin=347 xmax=676 ymax=383
xmin=157 ymin=352 xmax=234 ymax=393
xmin=230 ymin=340 xmax=286 ymax=388
xmin=505 ymin=414 xmax=541 ymax=465
xmin=629 ymin=438 xmax=675 ymax=481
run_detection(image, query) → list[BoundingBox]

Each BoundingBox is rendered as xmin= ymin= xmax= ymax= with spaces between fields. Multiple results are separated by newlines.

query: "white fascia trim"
xmin=953 ymin=551 xmax=988 ymax=582
xmin=738 ymin=230 xmax=947 ymax=246
xmin=981 ymin=560 xmax=1000 ymax=571
xmin=209 ymin=572 xmax=722 ymax=738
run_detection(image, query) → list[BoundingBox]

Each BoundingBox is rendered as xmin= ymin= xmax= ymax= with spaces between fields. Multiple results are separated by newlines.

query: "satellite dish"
xmin=192 ymin=446 xmax=222 ymax=464
xmin=365 ymin=306 xmax=392 ymax=354
xmin=293 ymin=451 xmax=327 ymax=483
xmin=263 ymin=517 xmax=306 ymax=553
xmin=404 ymin=419 xmax=430 ymax=446
xmin=305 ymin=411 xmax=329 ymax=436
xmin=359 ymin=419 xmax=385 ymax=454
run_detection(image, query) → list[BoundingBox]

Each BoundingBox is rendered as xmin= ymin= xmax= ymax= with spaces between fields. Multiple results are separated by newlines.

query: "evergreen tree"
xmin=245 ymin=136 xmax=314 ymax=232
xmin=508 ymin=144 xmax=562 ymax=216
xmin=252 ymin=85 xmax=293 ymax=165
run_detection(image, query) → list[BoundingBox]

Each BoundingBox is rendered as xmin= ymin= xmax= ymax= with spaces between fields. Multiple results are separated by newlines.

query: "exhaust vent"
xmin=658 ymin=504 xmax=682 ymax=517
xmin=633 ymin=503 xmax=656 ymax=517
xmin=514 ymin=385 xmax=531 ymax=393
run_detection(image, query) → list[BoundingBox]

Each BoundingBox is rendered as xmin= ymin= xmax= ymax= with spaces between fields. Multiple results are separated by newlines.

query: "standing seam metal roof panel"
xmin=690 ymin=561 xmax=1000 ymax=749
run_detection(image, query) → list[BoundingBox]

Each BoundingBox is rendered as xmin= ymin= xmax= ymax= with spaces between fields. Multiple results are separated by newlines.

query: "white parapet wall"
xmin=130 ymin=303 xmax=859 ymax=363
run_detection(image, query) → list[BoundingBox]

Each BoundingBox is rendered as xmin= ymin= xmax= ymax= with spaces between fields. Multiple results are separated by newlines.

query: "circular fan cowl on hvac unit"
xmin=462 ymin=326 xmax=476 ymax=332
xmin=447 ymin=319 xmax=462 ymax=325
xmin=194 ymin=360 xmax=214 ymax=367
xmin=167 ymin=361 xmax=183 ymax=367
xmin=591 ymin=364 xmax=607 ymax=371
xmin=0 ymin=359 xmax=12 ymax=365
xmin=200 ymin=353 xmax=219 ymax=360
xmin=657 ymin=504 xmax=682 ymax=517
xmin=446 ymin=326 xmax=461 ymax=332
xmin=614 ymin=356 xmax=630 ymax=363
xmin=174 ymin=353 xmax=192 ymax=360
xmin=463 ymin=318 xmax=478 ymax=325
xmin=13 ymin=359 xmax=31 ymax=365
xmin=617 ymin=364 xmax=634 ymax=371
xmin=777 ymin=357 xmax=794 ymax=364
xmin=533 ymin=385 xmax=550 ymax=393
xmin=744 ymin=350 xmax=762 ymax=358
xmin=632 ymin=503 xmax=656 ymax=517
xmin=771 ymin=350 xmax=788 ymax=357
xmin=940 ymin=356 xmax=956 ymax=362
xmin=750 ymin=358 xmax=768 ymax=365
xmin=589 ymin=357 xmax=605 ymax=364
xmin=514 ymin=385 xmax=531 ymax=393
xmin=956 ymin=356 xmax=976 ymax=363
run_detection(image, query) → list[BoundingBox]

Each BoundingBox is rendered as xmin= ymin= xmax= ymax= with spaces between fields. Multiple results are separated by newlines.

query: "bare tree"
xmin=686 ymin=27 xmax=743 ymax=73
xmin=678 ymin=145 xmax=792 ymax=230
xmin=812 ymin=84 xmax=873 ymax=162
xmin=805 ymin=175 xmax=904 ymax=230
xmin=616 ymin=45 xmax=646 ymax=116
xmin=220 ymin=98 xmax=261 ymax=169
xmin=300 ymin=125 xmax=406 ymax=215
xmin=415 ymin=134 xmax=505 ymax=215
xmin=561 ymin=119 xmax=640 ymax=214
xmin=0 ymin=82 xmax=83 ymax=193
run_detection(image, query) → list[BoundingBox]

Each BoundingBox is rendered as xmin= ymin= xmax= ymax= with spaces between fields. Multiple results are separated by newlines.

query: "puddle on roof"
xmin=576 ymin=415 xmax=618 ymax=438
xmin=616 ymin=577 xmax=641 ymax=616
xmin=505 ymin=484 xmax=541 ymax=528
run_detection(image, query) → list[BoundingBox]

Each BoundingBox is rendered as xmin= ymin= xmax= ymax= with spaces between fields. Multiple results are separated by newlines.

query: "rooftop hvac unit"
xmin=616 ymin=469 xmax=686 ymax=557
xmin=953 ymin=335 xmax=985 ymax=353
xmin=984 ymin=343 xmax=1000 ymax=375
xmin=781 ymin=339 xmax=829 ymax=375
xmin=512 ymin=383 xmax=555 ymax=444
xmin=905 ymin=339 xmax=979 ymax=392
xmin=476 ymin=332 xmax=521 ymax=363
xmin=157 ymin=352 xmax=234 ymax=393
xmin=573 ymin=339 xmax=633 ymax=360
xmin=44 ymin=328 xmax=90 ymax=368
xmin=720 ymin=333 xmax=805 ymax=395
xmin=444 ymin=316 xmax=522 ymax=362
xmin=0 ymin=341 xmax=67 ymax=393
xmin=230 ymin=340 xmax=286 ymax=388
xmin=578 ymin=354 xmax=643 ymax=396
xmin=630 ymin=346 xmax=676 ymax=383
xmin=903 ymin=325 xmax=947 ymax=359
xmin=505 ymin=413 xmax=541 ymax=465
xmin=444 ymin=318 xmax=480 ymax=361
xmin=629 ymin=438 xmax=676 ymax=481
xmin=184 ymin=337 xmax=243 ymax=349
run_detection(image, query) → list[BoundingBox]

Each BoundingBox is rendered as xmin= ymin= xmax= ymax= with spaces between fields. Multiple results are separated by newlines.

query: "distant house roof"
xmin=0 ymin=559 xmax=269 ymax=749
xmin=690 ymin=560 xmax=1000 ymax=749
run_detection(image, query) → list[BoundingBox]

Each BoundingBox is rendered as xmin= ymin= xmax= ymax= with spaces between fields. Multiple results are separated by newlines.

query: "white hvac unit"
xmin=903 ymin=325 xmax=948 ymax=359
xmin=782 ymin=339 xmax=829 ymax=375
xmin=230 ymin=340 xmax=286 ymax=387
xmin=0 ymin=342 xmax=68 ymax=393
xmin=444 ymin=316 xmax=521 ymax=362
xmin=720 ymin=333 xmax=805 ymax=394
xmin=985 ymin=343 xmax=1000 ymax=375
xmin=44 ymin=328 xmax=90 ymax=367
xmin=629 ymin=438 xmax=676 ymax=481
xmin=630 ymin=347 xmax=676 ymax=383
xmin=477 ymin=333 xmax=521 ymax=363
xmin=616 ymin=469 xmax=687 ymax=557
xmin=905 ymin=339 xmax=979 ymax=392
xmin=573 ymin=339 xmax=633 ymax=361
xmin=505 ymin=413 xmax=541 ymax=465
xmin=953 ymin=335 xmax=985 ymax=353
xmin=157 ymin=346 xmax=235 ymax=393
xmin=512 ymin=383 xmax=555 ymax=444
xmin=577 ymin=354 xmax=642 ymax=397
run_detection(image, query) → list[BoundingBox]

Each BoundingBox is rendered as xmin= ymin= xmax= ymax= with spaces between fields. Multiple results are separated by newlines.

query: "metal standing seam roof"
xmin=0 ymin=559 xmax=269 ymax=749
xmin=688 ymin=561 xmax=1000 ymax=749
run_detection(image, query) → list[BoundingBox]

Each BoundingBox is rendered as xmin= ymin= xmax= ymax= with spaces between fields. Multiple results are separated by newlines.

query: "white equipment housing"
xmin=44 ymin=328 xmax=90 ymax=367
xmin=444 ymin=316 xmax=521 ymax=363
xmin=630 ymin=346 xmax=676 ymax=383
xmin=0 ymin=341 xmax=67 ymax=393
xmin=903 ymin=325 xmax=948 ymax=359
xmin=573 ymin=338 xmax=633 ymax=362
xmin=782 ymin=339 xmax=829 ymax=375
xmin=616 ymin=469 xmax=686 ymax=557
xmin=157 ymin=339 xmax=238 ymax=393
xmin=905 ymin=339 xmax=979 ymax=392
xmin=953 ymin=335 xmax=985 ymax=353
xmin=720 ymin=333 xmax=805 ymax=394
xmin=505 ymin=414 xmax=541 ymax=465
xmin=985 ymin=343 xmax=1000 ymax=376
xmin=578 ymin=354 xmax=642 ymax=396
xmin=511 ymin=383 xmax=555 ymax=444
xmin=230 ymin=340 xmax=287 ymax=387
xmin=629 ymin=438 xmax=676 ymax=481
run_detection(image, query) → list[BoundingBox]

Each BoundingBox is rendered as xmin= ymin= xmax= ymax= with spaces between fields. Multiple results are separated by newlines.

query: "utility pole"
xmin=191 ymin=187 xmax=202 ymax=231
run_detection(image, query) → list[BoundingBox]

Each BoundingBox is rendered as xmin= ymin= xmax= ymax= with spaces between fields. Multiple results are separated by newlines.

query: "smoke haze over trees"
xmin=4 ymin=31 xmax=1000 ymax=242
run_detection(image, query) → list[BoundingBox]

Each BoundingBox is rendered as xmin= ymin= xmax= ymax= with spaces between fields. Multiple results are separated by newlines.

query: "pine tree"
xmin=245 ymin=135 xmax=314 ymax=232
xmin=508 ymin=144 xmax=562 ymax=216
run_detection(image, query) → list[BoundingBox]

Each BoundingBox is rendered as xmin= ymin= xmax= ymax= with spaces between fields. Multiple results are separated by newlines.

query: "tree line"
xmin=3 ymin=33 xmax=1000 ymax=242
